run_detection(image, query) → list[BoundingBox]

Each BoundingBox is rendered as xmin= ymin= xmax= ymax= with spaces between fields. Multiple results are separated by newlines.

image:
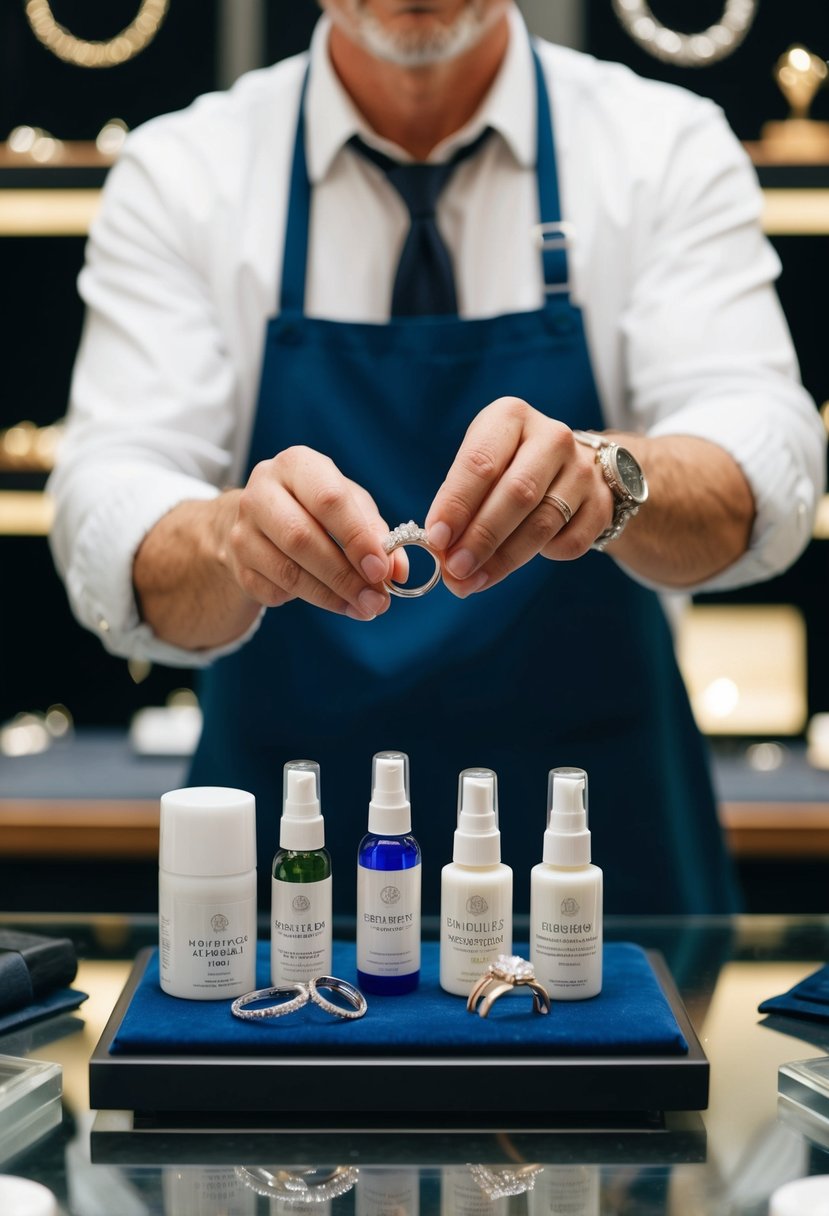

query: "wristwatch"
xmin=572 ymin=429 xmax=648 ymax=552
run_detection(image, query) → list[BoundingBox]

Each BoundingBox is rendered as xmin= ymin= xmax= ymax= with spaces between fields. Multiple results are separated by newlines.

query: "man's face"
xmin=321 ymin=0 xmax=509 ymax=67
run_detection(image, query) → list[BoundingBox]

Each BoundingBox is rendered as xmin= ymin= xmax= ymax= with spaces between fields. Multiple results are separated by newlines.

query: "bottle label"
xmin=271 ymin=875 xmax=332 ymax=984
xmin=159 ymin=893 xmax=256 ymax=997
xmin=357 ymin=864 xmax=421 ymax=976
xmin=531 ymin=881 xmax=602 ymax=993
xmin=441 ymin=880 xmax=511 ymax=990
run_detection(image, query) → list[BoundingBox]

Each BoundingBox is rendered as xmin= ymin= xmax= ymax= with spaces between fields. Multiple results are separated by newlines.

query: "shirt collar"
xmin=305 ymin=4 xmax=536 ymax=183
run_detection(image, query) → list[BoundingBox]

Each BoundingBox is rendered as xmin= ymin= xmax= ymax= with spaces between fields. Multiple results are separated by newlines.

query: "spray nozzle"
xmin=280 ymin=759 xmax=324 ymax=849
xmin=367 ymin=750 xmax=412 ymax=836
xmin=452 ymin=767 xmax=502 ymax=866
xmin=543 ymin=766 xmax=591 ymax=866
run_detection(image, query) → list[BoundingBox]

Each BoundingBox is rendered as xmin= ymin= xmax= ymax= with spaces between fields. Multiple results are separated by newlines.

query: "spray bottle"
xmin=440 ymin=768 xmax=512 ymax=996
xmin=271 ymin=759 xmax=332 ymax=985
xmin=530 ymin=767 xmax=602 ymax=999
xmin=357 ymin=750 xmax=421 ymax=994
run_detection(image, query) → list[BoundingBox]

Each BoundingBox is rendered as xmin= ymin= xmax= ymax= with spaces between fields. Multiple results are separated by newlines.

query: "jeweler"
xmin=49 ymin=1 xmax=825 ymax=914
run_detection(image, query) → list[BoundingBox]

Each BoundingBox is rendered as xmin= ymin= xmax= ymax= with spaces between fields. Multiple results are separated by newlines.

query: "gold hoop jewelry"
xmin=24 ymin=0 xmax=170 ymax=69
xmin=611 ymin=0 xmax=757 ymax=68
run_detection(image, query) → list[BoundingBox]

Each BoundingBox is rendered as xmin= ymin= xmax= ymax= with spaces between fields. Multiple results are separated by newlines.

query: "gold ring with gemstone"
xmin=467 ymin=954 xmax=551 ymax=1018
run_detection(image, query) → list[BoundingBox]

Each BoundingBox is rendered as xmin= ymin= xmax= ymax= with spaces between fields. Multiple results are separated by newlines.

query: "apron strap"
xmin=280 ymin=68 xmax=312 ymax=315
xmin=532 ymin=46 xmax=571 ymax=300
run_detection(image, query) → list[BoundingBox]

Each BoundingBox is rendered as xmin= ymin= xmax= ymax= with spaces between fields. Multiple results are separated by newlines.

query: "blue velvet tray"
xmin=110 ymin=941 xmax=686 ymax=1058
xmin=90 ymin=942 xmax=709 ymax=1116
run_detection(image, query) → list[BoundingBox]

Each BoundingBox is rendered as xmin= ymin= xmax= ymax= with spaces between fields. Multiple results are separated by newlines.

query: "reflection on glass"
xmin=233 ymin=1166 xmax=359 ymax=1207
xmin=441 ymin=1166 xmax=508 ymax=1216
xmin=528 ymin=1165 xmax=600 ymax=1216
xmin=356 ymin=1167 xmax=419 ymax=1216
xmin=162 ymin=1167 xmax=256 ymax=1215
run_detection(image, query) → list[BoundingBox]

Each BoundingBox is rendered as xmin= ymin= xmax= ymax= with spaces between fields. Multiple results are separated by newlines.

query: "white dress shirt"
xmin=49 ymin=5 xmax=826 ymax=667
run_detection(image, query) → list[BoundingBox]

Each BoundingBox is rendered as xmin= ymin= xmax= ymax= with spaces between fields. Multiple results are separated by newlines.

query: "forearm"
xmin=609 ymin=433 xmax=756 ymax=588
xmin=133 ymin=492 xmax=261 ymax=650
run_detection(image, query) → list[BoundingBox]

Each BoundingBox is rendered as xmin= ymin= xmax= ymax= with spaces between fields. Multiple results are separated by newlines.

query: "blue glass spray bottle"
xmin=356 ymin=750 xmax=421 ymax=995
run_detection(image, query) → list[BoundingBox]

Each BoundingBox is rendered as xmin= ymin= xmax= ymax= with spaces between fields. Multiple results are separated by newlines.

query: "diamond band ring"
xmin=231 ymin=983 xmax=309 ymax=1020
xmin=308 ymin=975 xmax=368 ymax=1020
xmin=467 ymin=954 xmax=551 ymax=1018
xmin=382 ymin=520 xmax=442 ymax=598
xmin=230 ymin=976 xmax=368 ymax=1022
xmin=543 ymin=492 xmax=572 ymax=526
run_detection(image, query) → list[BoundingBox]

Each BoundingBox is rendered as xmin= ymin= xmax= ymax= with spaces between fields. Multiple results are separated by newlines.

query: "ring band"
xmin=382 ymin=520 xmax=442 ymax=599
xmin=308 ymin=975 xmax=368 ymax=1020
xmin=467 ymin=955 xmax=551 ymax=1019
xmin=543 ymin=492 xmax=572 ymax=526
xmin=231 ymin=983 xmax=309 ymax=1020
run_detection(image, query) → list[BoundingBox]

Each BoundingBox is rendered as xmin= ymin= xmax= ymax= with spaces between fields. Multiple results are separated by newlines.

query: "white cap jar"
xmin=159 ymin=787 xmax=257 ymax=1000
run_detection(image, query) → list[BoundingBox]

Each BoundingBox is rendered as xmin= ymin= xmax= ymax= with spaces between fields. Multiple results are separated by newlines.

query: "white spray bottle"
xmin=530 ymin=767 xmax=602 ymax=999
xmin=440 ymin=768 xmax=512 ymax=996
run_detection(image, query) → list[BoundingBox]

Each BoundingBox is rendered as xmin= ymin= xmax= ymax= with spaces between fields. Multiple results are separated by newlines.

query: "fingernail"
xmin=446 ymin=549 xmax=476 ymax=580
xmin=361 ymin=553 xmax=387 ymax=583
xmin=428 ymin=521 xmax=452 ymax=550
xmin=358 ymin=588 xmax=387 ymax=616
xmin=458 ymin=571 xmax=489 ymax=597
xmin=346 ymin=605 xmax=375 ymax=622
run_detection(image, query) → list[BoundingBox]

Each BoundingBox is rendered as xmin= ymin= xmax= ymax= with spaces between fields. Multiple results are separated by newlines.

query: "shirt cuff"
xmin=63 ymin=472 xmax=264 ymax=667
xmin=646 ymin=397 xmax=823 ymax=593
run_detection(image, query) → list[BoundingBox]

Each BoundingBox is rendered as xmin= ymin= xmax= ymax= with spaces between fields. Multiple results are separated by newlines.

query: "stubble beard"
xmin=327 ymin=1 xmax=507 ymax=67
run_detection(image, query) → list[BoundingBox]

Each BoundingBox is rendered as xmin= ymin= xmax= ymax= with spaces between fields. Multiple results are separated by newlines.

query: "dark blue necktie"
xmin=350 ymin=128 xmax=492 ymax=317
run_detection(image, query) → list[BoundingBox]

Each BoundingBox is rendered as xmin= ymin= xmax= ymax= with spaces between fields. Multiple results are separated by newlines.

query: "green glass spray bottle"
xmin=271 ymin=759 xmax=332 ymax=985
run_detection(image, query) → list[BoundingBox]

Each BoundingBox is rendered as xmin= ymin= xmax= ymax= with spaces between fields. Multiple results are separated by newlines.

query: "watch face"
xmin=615 ymin=448 xmax=648 ymax=503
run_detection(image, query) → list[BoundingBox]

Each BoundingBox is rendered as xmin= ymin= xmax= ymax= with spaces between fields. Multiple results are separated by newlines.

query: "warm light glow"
xmin=789 ymin=47 xmax=814 ymax=73
xmin=700 ymin=677 xmax=740 ymax=720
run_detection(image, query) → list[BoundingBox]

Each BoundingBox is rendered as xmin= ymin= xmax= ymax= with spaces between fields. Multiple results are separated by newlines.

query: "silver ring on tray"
xmin=230 ymin=983 xmax=310 ymax=1020
xmin=308 ymin=974 xmax=368 ymax=1020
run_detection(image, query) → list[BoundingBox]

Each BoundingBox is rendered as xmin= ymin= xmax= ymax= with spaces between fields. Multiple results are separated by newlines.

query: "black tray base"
xmin=89 ymin=949 xmax=709 ymax=1118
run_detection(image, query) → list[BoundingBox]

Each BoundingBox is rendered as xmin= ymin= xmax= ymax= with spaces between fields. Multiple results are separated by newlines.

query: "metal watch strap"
xmin=572 ymin=429 xmax=642 ymax=552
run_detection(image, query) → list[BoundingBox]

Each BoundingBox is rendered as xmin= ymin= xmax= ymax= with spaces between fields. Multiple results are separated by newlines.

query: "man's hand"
xmin=224 ymin=445 xmax=407 ymax=621
xmin=134 ymin=445 xmax=408 ymax=650
xmin=425 ymin=397 xmax=613 ymax=596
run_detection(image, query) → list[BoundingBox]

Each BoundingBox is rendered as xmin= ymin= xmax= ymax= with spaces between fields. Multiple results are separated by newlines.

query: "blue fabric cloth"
xmin=0 ymin=986 xmax=88 ymax=1035
xmin=110 ymin=941 xmax=688 ymax=1058
xmin=759 ymin=964 xmax=829 ymax=1023
xmin=190 ymin=51 xmax=738 ymax=917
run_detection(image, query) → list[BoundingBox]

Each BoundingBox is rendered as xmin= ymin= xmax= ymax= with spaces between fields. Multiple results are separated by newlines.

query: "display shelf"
xmin=2 ymin=733 xmax=828 ymax=862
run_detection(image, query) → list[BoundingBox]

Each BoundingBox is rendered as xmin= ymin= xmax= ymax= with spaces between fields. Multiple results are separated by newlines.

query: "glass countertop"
xmin=1 ymin=913 xmax=828 ymax=1215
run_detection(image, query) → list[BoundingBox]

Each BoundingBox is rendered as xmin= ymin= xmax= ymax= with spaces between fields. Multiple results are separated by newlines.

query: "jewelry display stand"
xmin=89 ymin=944 xmax=709 ymax=1120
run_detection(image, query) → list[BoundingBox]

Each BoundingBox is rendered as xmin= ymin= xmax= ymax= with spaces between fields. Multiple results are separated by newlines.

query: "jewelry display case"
xmin=1 ymin=913 xmax=828 ymax=1215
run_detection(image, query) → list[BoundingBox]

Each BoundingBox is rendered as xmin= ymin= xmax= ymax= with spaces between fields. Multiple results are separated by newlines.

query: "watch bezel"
xmin=605 ymin=444 xmax=649 ymax=507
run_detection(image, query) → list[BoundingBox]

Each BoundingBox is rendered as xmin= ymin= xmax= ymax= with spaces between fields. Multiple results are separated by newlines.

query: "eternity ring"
xmin=308 ymin=975 xmax=368 ymax=1020
xmin=231 ymin=983 xmax=309 ymax=1020
xmin=467 ymin=954 xmax=551 ymax=1019
xmin=543 ymin=492 xmax=572 ymax=526
xmin=382 ymin=520 xmax=442 ymax=598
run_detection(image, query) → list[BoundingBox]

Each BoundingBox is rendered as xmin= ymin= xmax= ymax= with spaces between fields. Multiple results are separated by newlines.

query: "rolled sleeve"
xmin=619 ymin=97 xmax=826 ymax=593
xmin=48 ymin=122 xmax=262 ymax=666
xmin=52 ymin=466 xmax=262 ymax=668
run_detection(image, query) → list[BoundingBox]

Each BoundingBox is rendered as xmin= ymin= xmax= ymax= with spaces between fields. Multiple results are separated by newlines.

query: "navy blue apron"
xmin=190 ymin=50 xmax=739 ymax=916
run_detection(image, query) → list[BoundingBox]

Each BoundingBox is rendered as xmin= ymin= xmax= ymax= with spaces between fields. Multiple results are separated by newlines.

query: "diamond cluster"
xmin=488 ymin=954 xmax=536 ymax=982
xmin=383 ymin=520 xmax=429 ymax=552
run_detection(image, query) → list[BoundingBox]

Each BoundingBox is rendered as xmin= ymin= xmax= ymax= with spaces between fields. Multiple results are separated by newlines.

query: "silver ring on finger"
xmin=542 ymin=492 xmax=573 ymax=526
xmin=382 ymin=520 xmax=442 ymax=598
